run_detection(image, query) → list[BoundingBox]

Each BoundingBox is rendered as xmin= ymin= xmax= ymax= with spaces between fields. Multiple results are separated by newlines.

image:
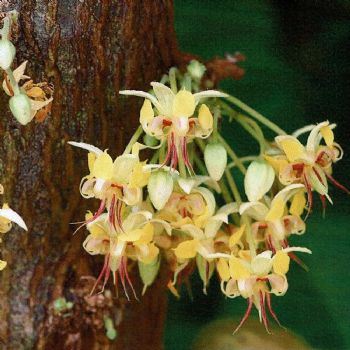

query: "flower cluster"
xmin=70 ymin=62 xmax=347 ymax=334
xmin=0 ymin=14 xmax=53 ymax=125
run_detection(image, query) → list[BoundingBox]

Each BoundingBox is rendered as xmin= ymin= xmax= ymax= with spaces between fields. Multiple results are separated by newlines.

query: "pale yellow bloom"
xmin=240 ymin=184 xmax=306 ymax=249
xmin=120 ymin=82 xmax=226 ymax=171
xmin=220 ymin=247 xmax=311 ymax=333
xmin=266 ymin=121 xmax=348 ymax=211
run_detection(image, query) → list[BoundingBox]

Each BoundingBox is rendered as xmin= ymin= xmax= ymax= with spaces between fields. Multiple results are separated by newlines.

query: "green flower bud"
xmin=204 ymin=143 xmax=227 ymax=181
xmin=0 ymin=39 xmax=16 ymax=70
xmin=147 ymin=170 xmax=173 ymax=210
xmin=138 ymin=256 xmax=160 ymax=295
xmin=244 ymin=160 xmax=275 ymax=202
xmin=143 ymin=134 xmax=158 ymax=147
xmin=9 ymin=93 xmax=32 ymax=125
xmin=187 ymin=60 xmax=206 ymax=81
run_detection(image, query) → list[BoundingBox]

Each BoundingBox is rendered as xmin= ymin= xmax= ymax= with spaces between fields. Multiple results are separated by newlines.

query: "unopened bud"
xmin=244 ymin=160 xmax=275 ymax=202
xmin=138 ymin=257 xmax=160 ymax=295
xmin=204 ymin=143 xmax=227 ymax=181
xmin=147 ymin=170 xmax=173 ymax=210
xmin=9 ymin=93 xmax=33 ymax=125
xmin=187 ymin=60 xmax=206 ymax=81
xmin=0 ymin=40 xmax=16 ymax=70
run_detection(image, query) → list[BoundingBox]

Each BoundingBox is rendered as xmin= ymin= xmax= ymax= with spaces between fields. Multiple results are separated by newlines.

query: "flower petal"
xmin=198 ymin=104 xmax=213 ymax=130
xmin=174 ymin=239 xmax=199 ymax=259
xmin=272 ymin=251 xmax=290 ymax=275
xmin=217 ymin=258 xmax=230 ymax=281
xmin=229 ymin=257 xmax=251 ymax=280
xmin=275 ymin=136 xmax=305 ymax=162
xmin=0 ymin=207 xmax=27 ymax=231
xmin=193 ymin=90 xmax=228 ymax=103
xmin=68 ymin=141 xmax=103 ymax=156
xmin=173 ymin=90 xmax=196 ymax=117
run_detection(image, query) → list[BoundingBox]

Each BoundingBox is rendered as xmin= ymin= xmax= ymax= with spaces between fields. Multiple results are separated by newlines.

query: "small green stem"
xmin=217 ymin=134 xmax=246 ymax=174
xmin=182 ymin=73 xmax=192 ymax=91
xmin=219 ymin=177 xmax=240 ymax=225
xmin=123 ymin=126 xmax=143 ymax=154
xmin=169 ymin=67 xmax=178 ymax=93
xmin=150 ymin=150 xmax=159 ymax=164
xmin=242 ymin=214 xmax=256 ymax=258
xmin=212 ymin=106 xmax=220 ymax=143
xmin=224 ymin=168 xmax=242 ymax=205
xmin=228 ymin=156 xmax=259 ymax=169
xmin=178 ymin=145 xmax=187 ymax=178
xmin=224 ymin=94 xmax=287 ymax=135
xmin=0 ymin=17 xmax=10 ymax=39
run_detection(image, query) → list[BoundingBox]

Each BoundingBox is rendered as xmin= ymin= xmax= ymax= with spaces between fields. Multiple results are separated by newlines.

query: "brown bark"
xmin=0 ymin=1 xmax=180 ymax=349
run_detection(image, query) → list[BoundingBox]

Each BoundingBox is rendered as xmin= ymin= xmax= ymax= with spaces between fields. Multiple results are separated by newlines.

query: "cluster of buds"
xmin=70 ymin=61 xmax=348 ymax=334
xmin=0 ymin=15 xmax=53 ymax=125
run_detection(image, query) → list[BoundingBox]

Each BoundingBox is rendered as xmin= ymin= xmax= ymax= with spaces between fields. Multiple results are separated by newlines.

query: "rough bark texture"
xmin=0 ymin=1 xmax=180 ymax=349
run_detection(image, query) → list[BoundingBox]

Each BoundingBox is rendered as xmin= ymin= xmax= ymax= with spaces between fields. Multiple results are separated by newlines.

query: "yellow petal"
xmin=137 ymin=223 xmax=154 ymax=245
xmin=229 ymin=257 xmax=250 ymax=280
xmin=290 ymin=190 xmax=306 ymax=216
xmin=119 ymin=228 xmax=143 ymax=242
xmin=172 ymin=90 xmax=195 ymax=117
xmin=229 ymin=225 xmax=246 ymax=248
xmin=26 ymin=86 xmax=45 ymax=98
xmin=217 ymin=258 xmax=230 ymax=281
xmin=92 ymin=151 xmax=113 ymax=179
xmin=140 ymin=99 xmax=154 ymax=125
xmin=140 ymin=243 xmax=159 ymax=264
xmin=264 ymin=155 xmax=288 ymax=174
xmin=320 ymin=126 xmax=334 ymax=147
xmin=130 ymin=161 xmax=150 ymax=188
xmin=88 ymin=152 xmax=96 ymax=173
xmin=198 ymin=104 xmax=213 ymax=130
xmin=265 ymin=197 xmax=285 ymax=221
xmin=174 ymin=239 xmax=198 ymax=259
xmin=273 ymin=251 xmax=290 ymax=275
xmin=0 ymin=260 xmax=7 ymax=270
xmin=279 ymin=138 xmax=305 ymax=162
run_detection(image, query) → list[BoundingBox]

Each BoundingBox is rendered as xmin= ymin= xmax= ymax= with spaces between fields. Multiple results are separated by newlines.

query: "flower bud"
xmin=187 ymin=59 xmax=206 ymax=81
xmin=244 ymin=160 xmax=275 ymax=202
xmin=204 ymin=143 xmax=227 ymax=181
xmin=147 ymin=170 xmax=173 ymax=210
xmin=9 ymin=93 xmax=32 ymax=125
xmin=143 ymin=134 xmax=158 ymax=147
xmin=138 ymin=257 xmax=160 ymax=295
xmin=0 ymin=39 xmax=16 ymax=70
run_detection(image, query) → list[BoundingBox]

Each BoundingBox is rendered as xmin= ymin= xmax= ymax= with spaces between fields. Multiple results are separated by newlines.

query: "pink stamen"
xmin=109 ymin=195 xmax=117 ymax=230
xmin=259 ymin=290 xmax=271 ymax=333
xmin=303 ymin=173 xmax=313 ymax=216
xmin=90 ymin=254 xmax=110 ymax=295
xmin=73 ymin=200 xmax=106 ymax=235
xmin=233 ymin=297 xmax=253 ymax=334
xmin=121 ymin=256 xmax=138 ymax=300
xmin=267 ymin=235 xmax=276 ymax=254
xmin=326 ymin=173 xmax=350 ymax=194
xmin=266 ymin=292 xmax=284 ymax=328
xmin=181 ymin=137 xmax=194 ymax=175
xmin=320 ymin=195 xmax=327 ymax=217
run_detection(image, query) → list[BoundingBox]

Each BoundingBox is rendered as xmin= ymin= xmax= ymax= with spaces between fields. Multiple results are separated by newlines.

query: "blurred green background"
xmin=165 ymin=1 xmax=350 ymax=349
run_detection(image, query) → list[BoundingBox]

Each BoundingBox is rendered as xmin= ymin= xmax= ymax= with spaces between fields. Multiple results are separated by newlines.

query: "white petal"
xmin=282 ymin=246 xmax=312 ymax=254
xmin=306 ymin=121 xmax=330 ymax=153
xmin=193 ymin=90 xmax=228 ymax=104
xmin=150 ymin=82 xmax=175 ymax=117
xmin=119 ymin=89 xmax=161 ymax=110
xmin=0 ymin=208 xmax=27 ymax=231
xmin=239 ymin=202 xmax=268 ymax=221
xmin=68 ymin=141 xmax=103 ymax=155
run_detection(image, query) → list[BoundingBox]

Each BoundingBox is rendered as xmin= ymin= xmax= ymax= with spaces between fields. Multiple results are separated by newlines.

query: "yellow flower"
xmin=68 ymin=141 xmax=150 ymax=228
xmin=83 ymin=210 xmax=170 ymax=297
xmin=240 ymin=184 xmax=306 ymax=250
xmin=266 ymin=121 xmax=348 ymax=211
xmin=161 ymin=186 xmax=237 ymax=291
xmin=120 ymin=82 xmax=226 ymax=171
xmin=220 ymin=247 xmax=311 ymax=333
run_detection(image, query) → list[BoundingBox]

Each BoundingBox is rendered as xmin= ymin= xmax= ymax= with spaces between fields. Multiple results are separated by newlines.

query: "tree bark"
xmin=0 ymin=1 xmax=180 ymax=349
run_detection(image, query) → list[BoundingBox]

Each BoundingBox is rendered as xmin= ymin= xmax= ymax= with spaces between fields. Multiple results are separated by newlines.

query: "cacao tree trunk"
xmin=0 ymin=1 xmax=181 ymax=349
